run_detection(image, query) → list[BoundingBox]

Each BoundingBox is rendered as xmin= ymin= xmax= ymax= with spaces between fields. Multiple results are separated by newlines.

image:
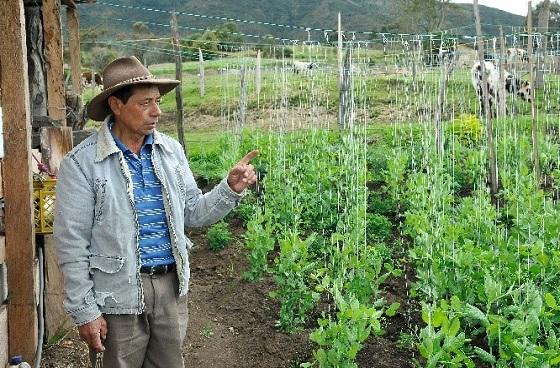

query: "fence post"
xmin=498 ymin=26 xmax=507 ymax=118
xmin=239 ymin=66 xmax=247 ymax=132
xmin=198 ymin=48 xmax=205 ymax=97
xmin=171 ymin=11 xmax=186 ymax=152
xmin=527 ymin=1 xmax=541 ymax=183
xmin=256 ymin=49 xmax=262 ymax=96
xmin=474 ymin=0 xmax=499 ymax=201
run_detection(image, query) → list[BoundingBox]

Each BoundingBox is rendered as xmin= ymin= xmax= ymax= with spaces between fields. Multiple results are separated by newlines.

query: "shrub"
xmin=366 ymin=214 xmax=392 ymax=243
xmin=448 ymin=114 xmax=483 ymax=146
xmin=207 ymin=221 xmax=232 ymax=251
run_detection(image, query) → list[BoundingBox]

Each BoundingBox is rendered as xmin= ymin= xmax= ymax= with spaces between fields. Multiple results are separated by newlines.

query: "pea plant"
xmin=389 ymin=118 xmax=560 ymax=367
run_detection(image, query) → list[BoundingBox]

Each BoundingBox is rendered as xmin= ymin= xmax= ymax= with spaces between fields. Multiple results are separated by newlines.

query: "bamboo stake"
xmin=473 ymin=0 xmax=499 ymax=200
xmin=527 ymin=1 xmax=542 ymax=183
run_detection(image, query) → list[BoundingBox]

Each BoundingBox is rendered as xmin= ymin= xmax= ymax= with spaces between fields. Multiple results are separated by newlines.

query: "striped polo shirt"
xmin=110 ymin=126 xmax=174 ymax=267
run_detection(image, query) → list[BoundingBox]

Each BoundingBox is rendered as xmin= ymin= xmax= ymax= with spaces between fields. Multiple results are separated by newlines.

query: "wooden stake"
xmin=198 ymin=48 xmax=205 ymax=97
xmin=256 ymin=49 xmax=262 ymax=96
xmin=171 ymin=12 xmax=185 ymax=152
xmin=337 ymin=13 xmax=343 ymax=88
xmin=239 ymin=67 xmax=247 ymax=130
xmin=435 ymin=57 xmax=453 ymax=155
xmin=474 ymin=0 xmax=499 ymax=200
xmin=527 ymin=1 xmax=542 ymax=183
xmin=498 ymin=26 xmax=507 ymax=118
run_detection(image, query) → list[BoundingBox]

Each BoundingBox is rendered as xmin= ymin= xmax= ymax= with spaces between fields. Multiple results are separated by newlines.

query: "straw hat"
xmin=87 ymin=56 xmax=179 ymax=121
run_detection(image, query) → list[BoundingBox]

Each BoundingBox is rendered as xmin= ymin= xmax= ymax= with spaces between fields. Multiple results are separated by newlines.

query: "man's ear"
xmin=107 ymin=96 xmax=122 ymax=116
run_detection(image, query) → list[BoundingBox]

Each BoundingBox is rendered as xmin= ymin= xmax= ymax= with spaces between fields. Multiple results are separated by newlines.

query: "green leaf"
xmin=451 ymin=295 xmax=462 ymax=311
xmin=545 ymin=293 xmax=558 ymax=310
xmin=432 ymin=308 xmax=447 ymax=328
xmin=474 ymin=347 xmax=496 ymax=364
xmin=550 ymin=354 xmax=560 ymax=365
xmin=448 ymin=317 xmax=460 ymax=338
xmin=385 ymin=302 xmax=400 ymax=317
xmin=464 ymin=304 xmax=489 ymax=327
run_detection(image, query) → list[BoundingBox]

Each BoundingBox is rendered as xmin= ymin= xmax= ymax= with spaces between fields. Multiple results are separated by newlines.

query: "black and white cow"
xmin=506 ymin=48 xmax=529 ymax=67
xmin=292 ymin=61 xmax=317 ymax=74
xmin=471 ymin=61 xmax=532 ymax=116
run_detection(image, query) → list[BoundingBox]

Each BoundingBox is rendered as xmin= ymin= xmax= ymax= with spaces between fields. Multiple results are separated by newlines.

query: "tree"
xmin=395 ymin=0 xmax=456 ymax=33
xmin=86 ymin=46 xmax=119 ymax=72
xmin=80 ymin=26 xmax=107 ymax=53
xmin=534 ymin=0 xmax=560 ymax=29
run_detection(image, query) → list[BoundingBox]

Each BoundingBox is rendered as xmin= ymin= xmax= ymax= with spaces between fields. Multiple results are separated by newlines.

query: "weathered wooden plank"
xmin=40 ymin=127 xmax=72 ymax=177
xmin=60 ymin=0 xmax=76 ymax=8
xmin=0 ymin=237 xmax=5 ymax=264
xmin=0 ymin=306 xmax=8 ymax=367
xmin=66 ymin=6 xmax=82 ymax=95
xmin=25 ymin=6 xmax=48 ymax=118
xmin=40 ymin=125 xmax=73 ymax=339
xmin=44 ymin=235 xmax=72 ymax=339
xmin=42 ymin=0 xmax=66 ymax=124
xmin=0 ymin=161 xmax=4 ymax=199
xmin=32 ymin=128 xmax=93 ymax=149
xmin=0 ymin=0 xmax=38 ymax=363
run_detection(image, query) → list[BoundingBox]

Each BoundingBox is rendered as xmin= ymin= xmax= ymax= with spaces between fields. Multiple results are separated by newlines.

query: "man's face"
xmin=110 ymin=85 xmax=162 ymax=138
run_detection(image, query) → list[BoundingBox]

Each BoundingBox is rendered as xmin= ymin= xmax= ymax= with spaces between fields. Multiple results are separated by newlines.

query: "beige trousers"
xmin=89 ymin=272 xmax=188 ymax=368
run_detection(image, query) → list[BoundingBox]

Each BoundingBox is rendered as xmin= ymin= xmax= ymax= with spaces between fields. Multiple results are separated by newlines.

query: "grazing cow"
xmin=81 ymin=71 xmax=102 ymax=88
xmin=471 ymin=61 xmax=532 ymax=116
xmin=506 ymin=48 xmax=529 ymax=67
xmin=292 ymin=61 xmax=317 ymax=74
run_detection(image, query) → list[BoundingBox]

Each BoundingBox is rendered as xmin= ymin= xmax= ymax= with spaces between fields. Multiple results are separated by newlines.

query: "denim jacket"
xmin=54 ymin=116 xmax=242 ymax=326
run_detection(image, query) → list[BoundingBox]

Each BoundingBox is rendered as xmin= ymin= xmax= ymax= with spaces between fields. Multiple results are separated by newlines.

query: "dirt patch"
xmin=182 ymin=225 xmax=312 ymax=368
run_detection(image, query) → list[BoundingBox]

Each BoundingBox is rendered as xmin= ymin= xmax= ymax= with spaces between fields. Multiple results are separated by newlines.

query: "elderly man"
xmin=54 ymin=56 xmax=257 ymax=368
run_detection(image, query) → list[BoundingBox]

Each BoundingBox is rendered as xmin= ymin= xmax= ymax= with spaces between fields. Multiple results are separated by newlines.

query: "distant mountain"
xmin=76 ymin=0 xmax=525 ymax=42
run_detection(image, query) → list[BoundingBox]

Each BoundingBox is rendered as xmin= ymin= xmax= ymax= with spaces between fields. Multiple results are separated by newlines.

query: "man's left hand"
xmin=227 ymin=150 xmax=259 ymax=193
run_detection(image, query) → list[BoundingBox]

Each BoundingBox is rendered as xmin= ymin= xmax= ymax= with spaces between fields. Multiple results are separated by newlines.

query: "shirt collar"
xmin=96 ymin=115 xmax=164 ymax=162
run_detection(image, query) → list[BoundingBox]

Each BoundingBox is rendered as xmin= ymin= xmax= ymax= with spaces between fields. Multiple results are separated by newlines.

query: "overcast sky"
xmin=451 ymin=0 xmax=545 ymax=16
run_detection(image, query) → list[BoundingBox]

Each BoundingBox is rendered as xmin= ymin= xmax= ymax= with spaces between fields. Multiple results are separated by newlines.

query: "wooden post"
xmin=474 ymin=0 xmax=499 ymax=201
xmin=40 ymin=127 xmax=72 ymax=177
xmin=435 ymin=58 xmax=452 ymax=155
xmin=256 ymin=49 xmax=262 ymax=96
xmin=40 ymin=127 xmax=73 ymax=339
xmin=198 ymin=48 xmax=205 ymax=97
xmin=337 ymin=13 xmax=343 ymax=88
xmin=527 ymin=1 xmax=542 ymax=183
xmin=498 ymin=26 xmax=507 ymax=118
xmin=42 ymin=0 xmax=66 ymax=124
xmin=171 ymin=12 xmax=185 ymax=152
xmin=536 ymin=0 xmax=550 ymax=88
xmin=66 ymin=5 xmax=82 ymax=96
xmin=338 ymin=48 xmax=352 ymax=130
xmin=25 ymin=6 xmax=48 ymax=118
xmin=0 ymin=0 xmax=38 ymax=363
xmin=239 ymin=67 xmax=247 ymax=130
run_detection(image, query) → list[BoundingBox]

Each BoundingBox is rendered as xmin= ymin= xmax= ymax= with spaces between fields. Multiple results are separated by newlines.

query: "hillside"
xmin=77 ymin=0 xmax=525 ymax=42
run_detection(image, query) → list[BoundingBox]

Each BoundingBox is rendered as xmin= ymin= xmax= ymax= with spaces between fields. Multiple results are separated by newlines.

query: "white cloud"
xmin=451 ymin=0 xmax=545 ymax=16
